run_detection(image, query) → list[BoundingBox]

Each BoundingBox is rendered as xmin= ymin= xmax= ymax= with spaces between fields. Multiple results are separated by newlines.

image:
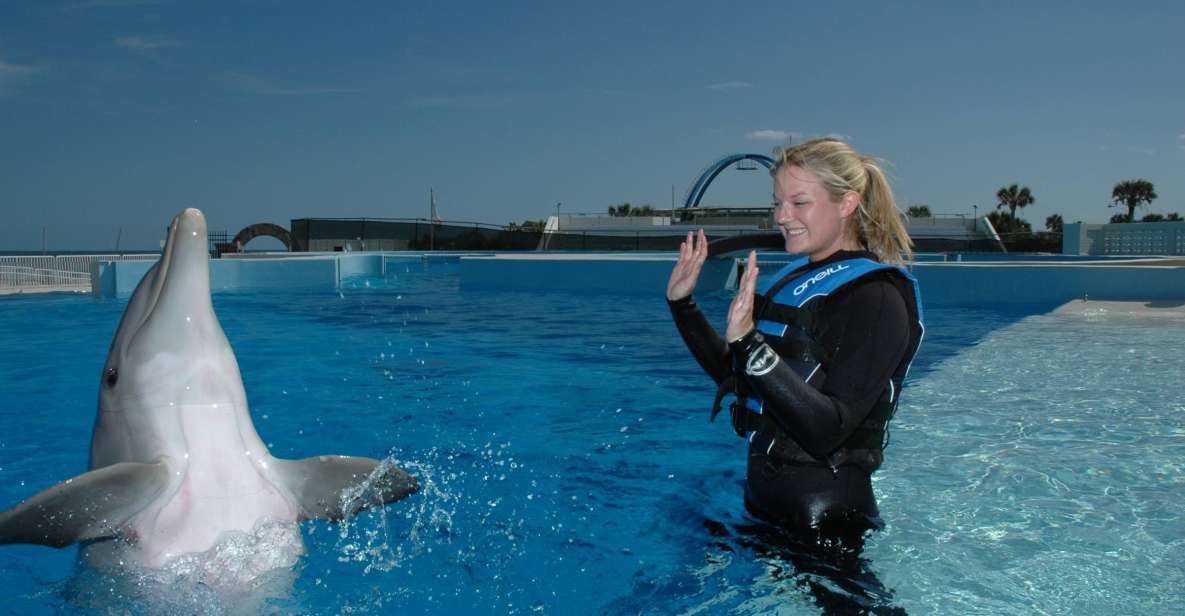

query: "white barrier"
xmin=0 ymin=255 xmax=158 ymax=293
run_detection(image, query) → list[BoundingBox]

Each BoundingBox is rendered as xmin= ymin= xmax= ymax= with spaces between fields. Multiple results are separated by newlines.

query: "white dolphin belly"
xmin=124 ymin=403 xmax=301 ymax=567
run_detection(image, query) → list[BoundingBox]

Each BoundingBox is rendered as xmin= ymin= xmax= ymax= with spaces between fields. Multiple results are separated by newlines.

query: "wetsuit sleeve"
xmin=667 ymin=296 xmax=731 ymax=385
xmin=730 ymin=280 xmax=910 ymax=458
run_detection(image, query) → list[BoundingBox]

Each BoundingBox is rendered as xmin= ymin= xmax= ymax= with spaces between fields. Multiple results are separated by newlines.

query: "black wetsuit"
xmin=669 ymin=249 xmax=914 ymax=546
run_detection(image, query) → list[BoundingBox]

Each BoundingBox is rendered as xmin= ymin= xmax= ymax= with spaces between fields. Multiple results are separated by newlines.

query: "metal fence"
xmin=292 ymin=218 xmax=789 ymax=252
xmin=0 ymin=266 xmax=90 ymax=291
xmin=0 ymin=254 xmax=159 ymax=293
xmin=290 ymin=218 xmax=543 ymax=252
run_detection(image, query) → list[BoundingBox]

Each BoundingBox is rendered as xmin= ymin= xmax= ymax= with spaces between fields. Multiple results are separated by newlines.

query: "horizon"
xmin=2 ymin=1 xmax=1183 ymax=251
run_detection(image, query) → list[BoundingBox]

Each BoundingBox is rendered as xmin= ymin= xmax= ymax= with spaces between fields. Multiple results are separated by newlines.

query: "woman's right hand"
xmin=666 ymin=229 xmax=708 ymax=301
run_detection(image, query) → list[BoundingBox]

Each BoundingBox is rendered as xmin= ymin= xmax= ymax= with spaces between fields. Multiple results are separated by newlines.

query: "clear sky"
xmin=2 ymin=0 xmax=1182 ymax=250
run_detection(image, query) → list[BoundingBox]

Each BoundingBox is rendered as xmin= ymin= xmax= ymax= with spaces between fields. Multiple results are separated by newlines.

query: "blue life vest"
xmin=732 ymin=256 xmax=924 ymax=473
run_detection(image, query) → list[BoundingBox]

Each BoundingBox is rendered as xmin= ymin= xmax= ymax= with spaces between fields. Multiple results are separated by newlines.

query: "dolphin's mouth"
xmin=138 ymin=218 xmax=180 ymax=325
xmin=137 ymin=209 xmax=208 ymax=327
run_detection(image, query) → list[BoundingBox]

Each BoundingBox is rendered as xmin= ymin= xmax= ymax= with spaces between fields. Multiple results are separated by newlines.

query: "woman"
xmin=666 ymin=138 xmax=923 ymax=551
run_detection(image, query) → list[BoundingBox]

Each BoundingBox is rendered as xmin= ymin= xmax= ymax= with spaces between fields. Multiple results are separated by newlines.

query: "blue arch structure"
xmin=682 ymin=153 xmax=775 ymax=209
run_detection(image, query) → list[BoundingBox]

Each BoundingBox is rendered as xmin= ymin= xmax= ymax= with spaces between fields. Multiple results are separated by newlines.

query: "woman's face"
xmin=772 ymin=165 xmax=859 ymax=261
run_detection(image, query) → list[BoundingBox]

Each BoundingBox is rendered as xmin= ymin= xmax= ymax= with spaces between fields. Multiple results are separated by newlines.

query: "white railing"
xmin=0 ymin=254 xmax=159 ymax=274
xmin=0 ymin=266 xmax=90 ymax=291
xmin=0 ymin=254 xmax=159 ymax=293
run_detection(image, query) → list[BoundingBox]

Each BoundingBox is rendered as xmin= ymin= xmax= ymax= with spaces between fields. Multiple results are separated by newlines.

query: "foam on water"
xmin=60 ymin=519 xmax=305 ymax=615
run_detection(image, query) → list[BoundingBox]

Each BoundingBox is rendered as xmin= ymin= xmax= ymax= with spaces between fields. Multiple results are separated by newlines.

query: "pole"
xmin=429 ymin=189 xmax=436 ymax=251
xmin=115 ymin=226 xmax=122 ymax=253
xmin=42 ymin=226 xmax=47 ymax=255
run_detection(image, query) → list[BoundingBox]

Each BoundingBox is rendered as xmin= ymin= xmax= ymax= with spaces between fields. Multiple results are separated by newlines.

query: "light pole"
xmin=555 ymin=202 xmax=562 ymax=218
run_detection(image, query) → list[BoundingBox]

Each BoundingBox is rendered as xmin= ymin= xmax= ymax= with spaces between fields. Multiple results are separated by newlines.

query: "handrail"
xmin=0 ymin=254 xmax=158 ymax=292
xmin=0 ymin=266 xmax=91 ymax=290
xmin=0 ymin=254 xmax=158 ymax=274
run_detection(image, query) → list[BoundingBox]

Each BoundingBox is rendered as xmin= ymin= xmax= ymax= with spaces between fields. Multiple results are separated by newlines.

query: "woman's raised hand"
xmin=666 ymin=229 xmax=709 ymax=301
xmin=726 ymin=250 xmax=759 ymax=342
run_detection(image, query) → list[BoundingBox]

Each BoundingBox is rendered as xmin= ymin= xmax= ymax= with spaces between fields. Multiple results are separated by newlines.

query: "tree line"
xmin=983 ymin=179 xmax=1179 ymax=232
xmin=907 ymin=179 xmax=1178 ymax=239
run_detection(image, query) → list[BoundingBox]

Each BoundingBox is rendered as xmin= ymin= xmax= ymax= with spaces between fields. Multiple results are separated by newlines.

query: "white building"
xmin=1063 ymin=221 xmax=1185 ymax=256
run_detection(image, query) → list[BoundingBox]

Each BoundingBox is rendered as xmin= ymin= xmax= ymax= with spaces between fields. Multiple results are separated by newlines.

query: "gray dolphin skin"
xmin=0 ymin=208 xmax=417 ymax=569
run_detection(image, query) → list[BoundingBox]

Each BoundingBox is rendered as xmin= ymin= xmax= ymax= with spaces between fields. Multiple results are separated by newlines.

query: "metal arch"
xmin=682 ymin=153 xmax=775 ymax=210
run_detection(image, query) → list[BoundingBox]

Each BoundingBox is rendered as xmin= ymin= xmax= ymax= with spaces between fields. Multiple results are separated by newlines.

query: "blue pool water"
xmin=1 ymin=260 xmax=1183 ymax=614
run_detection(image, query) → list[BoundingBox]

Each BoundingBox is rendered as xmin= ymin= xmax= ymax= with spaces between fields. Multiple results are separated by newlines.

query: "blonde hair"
xmin=772 ymin=138 xmax=913 ymax=266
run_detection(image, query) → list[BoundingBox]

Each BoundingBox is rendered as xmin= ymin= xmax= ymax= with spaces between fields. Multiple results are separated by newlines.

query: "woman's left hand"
xmin=726 ymin=251 xmax=759 ymax=342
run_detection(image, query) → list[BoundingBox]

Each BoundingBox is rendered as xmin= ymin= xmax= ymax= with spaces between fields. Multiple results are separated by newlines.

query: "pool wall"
xmin=909 ymin=262 xmax=1185 ymax=306
xmin=457 ymin=254 xmax=1185 ymax=307
xmin=90 ymin=253 xmax=480 ymax=297
xmin=458 ymin=254 xmax=737 ymax=295
xmin=91 ymin=253 xmax=1185 ymax=308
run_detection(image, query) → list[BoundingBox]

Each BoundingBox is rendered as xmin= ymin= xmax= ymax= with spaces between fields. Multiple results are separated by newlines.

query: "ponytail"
xmin=856 ymin=157 xmax=913 ymax=267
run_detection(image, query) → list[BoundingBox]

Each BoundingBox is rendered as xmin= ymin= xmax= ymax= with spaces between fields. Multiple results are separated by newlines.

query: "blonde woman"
xmin=667 ymin=138 xmax=923 ymax=557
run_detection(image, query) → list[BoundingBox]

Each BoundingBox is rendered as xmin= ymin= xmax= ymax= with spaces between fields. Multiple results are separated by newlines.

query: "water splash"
xmin=334 ymin=455 xmax=457 ymax=574
xmin=64 ymin=519 xmax=306 ymax=615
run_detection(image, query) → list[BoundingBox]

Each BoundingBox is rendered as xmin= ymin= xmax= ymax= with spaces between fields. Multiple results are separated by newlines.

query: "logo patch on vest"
xmin=792 ymin=263 xmax=849 ymax=296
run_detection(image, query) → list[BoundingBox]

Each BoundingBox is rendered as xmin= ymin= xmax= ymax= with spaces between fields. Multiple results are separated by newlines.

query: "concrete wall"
xmin=92 ymin=251 xmax=1185 ymax=308
xmin=459 ymin=255 xmax=736 ymax=296
xmin=92 ymin=257 xmax=342 ymax=298
xmin=1064 ymin=221 xmax=1185 ymax=255
xmin=458 ymin=253 xmax=1185 ymax=307
xmin=91 ymin=253 xmax=485 ymax=297
xmin=307 ymin=239 xmax=411 ymax=252
xmin=1063 ymin=223 xmax=1089 ymax=255
xmin=911 ymin=263 xmax=1185 ymax=306
xmin=557 ymin=215 xmax=672 ymax=229
xmin=338 ymin=254 xmax=384 ymax=278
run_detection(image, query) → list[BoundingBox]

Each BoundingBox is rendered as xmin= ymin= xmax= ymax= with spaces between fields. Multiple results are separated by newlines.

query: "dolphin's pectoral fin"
xmin=275 ymin=456 xmax=419 ymax=521
xmin=0 ymin=458 xmax=170 ymax=548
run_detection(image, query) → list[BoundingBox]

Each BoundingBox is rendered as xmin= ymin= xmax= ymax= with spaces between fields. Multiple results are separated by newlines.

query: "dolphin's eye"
xmin=104 ymin=368 xmax=118 ymax=387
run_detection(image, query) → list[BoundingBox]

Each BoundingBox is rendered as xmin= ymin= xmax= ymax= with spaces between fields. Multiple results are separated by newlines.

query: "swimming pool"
xmin=1 ymin=260 xmax=1182 ymax=614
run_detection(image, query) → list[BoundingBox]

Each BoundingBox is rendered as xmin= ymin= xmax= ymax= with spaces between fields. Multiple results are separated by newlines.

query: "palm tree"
xmin=1110 ymin=179 xmax=1157 ymax=222
xmin=996 ymin=184 xmax=1035 ymax=218
xmin=987 ymin=211 xmax=1031 ymax=235
xmin=1045 ymin=213 xmax=1063 ymax=233
xmin=906 ymin=205 xmax=932 ymax=218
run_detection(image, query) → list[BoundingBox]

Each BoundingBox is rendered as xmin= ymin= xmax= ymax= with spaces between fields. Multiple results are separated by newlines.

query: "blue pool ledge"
xmin=90 ymin=252 xmax=1185 ymax=309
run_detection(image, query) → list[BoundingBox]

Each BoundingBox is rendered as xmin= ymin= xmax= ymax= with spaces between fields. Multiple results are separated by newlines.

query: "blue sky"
xmin=2 ymin=0 xmax=1182 ymax=250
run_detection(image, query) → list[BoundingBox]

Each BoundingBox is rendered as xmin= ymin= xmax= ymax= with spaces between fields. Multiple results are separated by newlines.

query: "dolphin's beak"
xmin=150 ymin=208 xmax=212 ymax=318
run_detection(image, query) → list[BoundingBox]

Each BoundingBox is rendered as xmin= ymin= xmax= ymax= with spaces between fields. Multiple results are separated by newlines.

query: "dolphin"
xmin=0 ymin=208 xmax=417 ymax=572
